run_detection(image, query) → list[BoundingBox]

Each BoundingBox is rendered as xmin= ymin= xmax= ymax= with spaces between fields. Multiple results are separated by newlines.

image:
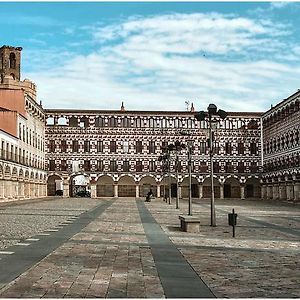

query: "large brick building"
xmin=0 ymin=45 xmax=299 ymax=202
xmin=262 ymin=91 xmax=300 ymax=201
xmin=0 ymin=46 xmax=47 ymax=200
xmin=45 ymin=108 xmax=262 ymax=200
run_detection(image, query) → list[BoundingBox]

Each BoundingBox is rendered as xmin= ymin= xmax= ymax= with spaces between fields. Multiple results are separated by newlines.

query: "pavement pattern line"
xmin=136 ymin=199 xmax=216 ymax=299
xmin=0 ymin=199 xmax=114 ymax=287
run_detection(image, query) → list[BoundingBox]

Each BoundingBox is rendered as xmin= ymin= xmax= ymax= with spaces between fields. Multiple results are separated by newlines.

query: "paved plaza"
xmin=0 ymin=196 xmax=299 ymax=298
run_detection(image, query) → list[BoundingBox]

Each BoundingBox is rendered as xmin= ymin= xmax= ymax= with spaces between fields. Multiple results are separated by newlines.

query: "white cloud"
xmin=24 ymin=12 xmax=300 ymax=113
xmin=270 ymin=2 xmax=292 ymax=9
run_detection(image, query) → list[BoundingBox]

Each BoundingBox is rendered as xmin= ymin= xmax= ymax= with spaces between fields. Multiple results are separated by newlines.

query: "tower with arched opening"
xmin=0 ymin=45 xmax=22 ymax=83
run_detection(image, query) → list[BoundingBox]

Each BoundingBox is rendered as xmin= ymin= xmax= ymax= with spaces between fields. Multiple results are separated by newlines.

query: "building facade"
xmin=1 ymin=44 xmax=299 ymax=203
xmin=262 ymin=91 xmax=300 ymax=202
xmin=0 ymin=46 xmax=47 ymax=202
xmin=45 ymin=108 xmax=262 ymax=200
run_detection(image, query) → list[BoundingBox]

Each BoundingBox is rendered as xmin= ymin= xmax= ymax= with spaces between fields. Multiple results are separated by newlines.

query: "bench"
xmin=179 ymin=215 xmax=201 ymax=233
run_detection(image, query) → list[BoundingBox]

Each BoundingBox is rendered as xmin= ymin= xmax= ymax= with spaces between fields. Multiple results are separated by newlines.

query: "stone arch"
xmin=118 ymin=175 xmax=136 ymax=197
xmin=202 ymin=176 xmax=221 ymax=198
xmin=139 ymin=175 xmax=157 ymax=197
xmin=180 ymin=176 xmax=200 ymax=198
xmin=96 ymin=175 xmax=114 ymax=197
xmin=18 ymin=168 xmax=24 ymax=178
xmin=245 ymin=177 xmax=261 ymax=198
xmin=224 ymin=176 xmax=241 ymax=198
xmin=4 ymin=165 xmax=11 ymax=178
xmin=46 ymin=117 xmax=54 ymax=125
xmin=159 ymin=174 xmax=177 ymax=198
xmin=12 ymin=167 xmax=18 ymax=180
xmin=57 ymin=117 xmax=67 ymax=125
xmin=24 ymin=170 xmax=29 ymax=181
xmin=69 ymin=173 xmax=90 ymax=197
xmin=47 ymin=174 xmax=63 ymax=196
xmin=69 ymin=116 xmax=78 ymax=127
xmin=79 ymin=117 xmax=89 ymax=128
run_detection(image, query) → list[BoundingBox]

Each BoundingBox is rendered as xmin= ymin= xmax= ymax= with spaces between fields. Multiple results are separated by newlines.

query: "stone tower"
xmin=0 ymin=45 xmax=22 ymax=83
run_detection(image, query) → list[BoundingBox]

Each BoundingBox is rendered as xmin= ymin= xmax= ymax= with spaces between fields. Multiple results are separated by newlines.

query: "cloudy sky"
xmin=1 ymin=1 xmax=300 ymax=112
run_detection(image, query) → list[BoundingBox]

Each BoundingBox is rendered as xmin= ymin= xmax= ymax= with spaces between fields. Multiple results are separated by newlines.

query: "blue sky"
xmin=1 ymin=1 xmax=300 ymax=112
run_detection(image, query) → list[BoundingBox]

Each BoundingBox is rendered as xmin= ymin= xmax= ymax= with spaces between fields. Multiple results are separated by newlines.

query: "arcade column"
xmin=63 ymin=179 xmax=69 ymax=197
xmin=135 ymin=185 xmax=139 ymax=198
xmin=114 ymin=184 xmax=118 ymax=198
xmin=157 ymin=185 xmax=161 ymax=198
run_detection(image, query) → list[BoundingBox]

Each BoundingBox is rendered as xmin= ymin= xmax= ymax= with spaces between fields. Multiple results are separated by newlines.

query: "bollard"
xmin=228 ymin=208 xmax=237 ymax=238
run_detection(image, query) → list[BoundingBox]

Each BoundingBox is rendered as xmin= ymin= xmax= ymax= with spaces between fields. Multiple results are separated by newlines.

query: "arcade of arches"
xmin=0 ymin=162 xmax=47 ymax=201
xmin=46 ymin=173 xmax=262 ymax=200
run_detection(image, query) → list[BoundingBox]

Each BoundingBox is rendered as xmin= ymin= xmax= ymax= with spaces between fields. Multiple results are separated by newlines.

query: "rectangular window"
xmin=110 ymin=160 xmax=117 ymax=172
xmin=237 ymin=162 xmax=244 ymax=172
xmin=199 ymin=142 xmax=206 ymax=154
xmin=96 ymin=160 xmax=103 ymax=171
xmin=97 ymin=141 xmax=103 ymax=152
xmin=250 ymin=162 xmax=258 ymax=172
xmin=49 ymin=160 xmax=55 ymax=171
xmin=72 ymin=140 xmax=79 ymax=152
xmin=238 ymin=143 xmax=244 ymax=155
xmin=225 ymin=142 xmax=232 ymax=154
xmin=49 ymin=140 xmax=55 ymax=152
xmin=213 ymin=162 xmax=219 ymax=173
xmin=136 ymin=141 xmax=142 ymax=153
xmin=61 ymin=140 xmax=67 ymax=152
xmin=225 ymin=162 xmax=233 ymax=173
xmin=213 ymin=142 xmax=219 ymax=155
xmin=149 ymin=160 xmax=155 ymax=172
xmin=149 ymin=141 xmax=155 ymax=154
xmin=200 ymin=161 xmax=207 ymax=173
xmin=84 ymin=160 xmax=91 ymax=171
xmin=250 ymin=143 xmax=257 ymax=155
xmin=84 ymin=140 xmax=90 ymax=152
xmin=123 ymin=141 xmax=129 ymax=153
xmin=110 ymin=141 xmax=116 ymax=153
xmin=123 ymin=161 xmax=129 ymax=172
xmin=61 ymin=160 xmax=67 ymax=171
xmin=161 ymin=141 xmax=168 ymax=152
xmin=136 ymin=161 xmax=142 ymax=172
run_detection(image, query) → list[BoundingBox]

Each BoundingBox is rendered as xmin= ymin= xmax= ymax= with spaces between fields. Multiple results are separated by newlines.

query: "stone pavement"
xmin=0 ymin=196 xmax=299 ymax=298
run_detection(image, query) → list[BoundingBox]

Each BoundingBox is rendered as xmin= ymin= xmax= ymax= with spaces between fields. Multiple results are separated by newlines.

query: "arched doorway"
xmin=181 ymin=177 xmax=199 ymax=198
xmin=245 ymin=177 xmax=261 ymax=198
xmin=224 ymin=176 xmax=241 ymax=198
xmin=160 ymin=175 xmax=177 ymax=198
xmin=47 ymin=175 xmax=63 ymax=196
xmin=118 ymin=175 xmax=136 ymax=197
xmin=202 ymin=177 xmax=221 ymax=198
xmin=96 ymin=175 xmax=114 ymax=197
xmin=69 ymin=174 xmax=90 ymax=197
xmin=139 ymin=176 xmax=157 ymax=197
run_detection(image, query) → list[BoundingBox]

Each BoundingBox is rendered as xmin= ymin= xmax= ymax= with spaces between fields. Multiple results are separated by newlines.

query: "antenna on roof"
xmin=185 ymin=101 xmax=190 ymax=111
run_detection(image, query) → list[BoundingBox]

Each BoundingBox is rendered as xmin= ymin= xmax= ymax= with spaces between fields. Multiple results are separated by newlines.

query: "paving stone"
xmin=0 ymin=197 xmax=299 ymax=298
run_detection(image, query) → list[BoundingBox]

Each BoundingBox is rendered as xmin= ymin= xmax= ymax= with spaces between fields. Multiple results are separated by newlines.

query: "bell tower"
xmin=0 ymin=45 xmax=22 ymax=83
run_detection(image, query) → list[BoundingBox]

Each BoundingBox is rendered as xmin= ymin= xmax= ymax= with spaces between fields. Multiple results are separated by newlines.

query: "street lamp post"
xmin=175 ymin=151 xmax=179 ymax=208
xmin=187 ymin=140 xmax=193 ymax=216
xmin=159 ymin=145 xmax=172 ymax=204
xmin=179 ymin=132 xmax=194 ymax=216
xmin=195 ymin=104 xmax=227 ymax=227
